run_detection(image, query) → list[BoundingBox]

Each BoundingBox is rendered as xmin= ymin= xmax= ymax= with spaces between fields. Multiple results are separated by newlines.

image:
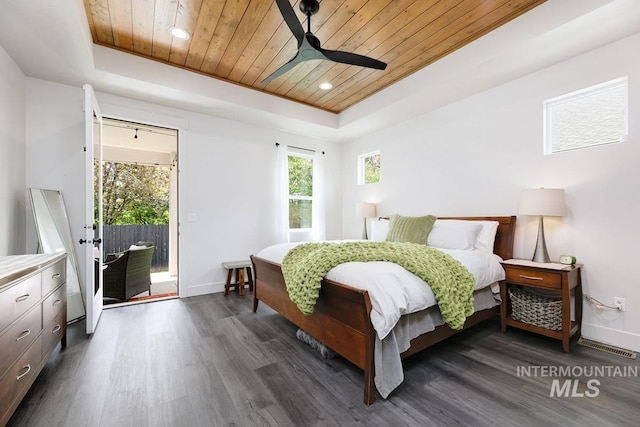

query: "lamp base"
xmin=362 ymin=217 xmax=368 ymax=240
xmin=531 ymin=215 xmax=551 ymax=263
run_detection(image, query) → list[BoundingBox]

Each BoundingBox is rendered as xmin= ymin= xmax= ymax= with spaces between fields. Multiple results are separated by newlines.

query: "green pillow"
xmin=385 ymin=214 xmax=437 ymax=244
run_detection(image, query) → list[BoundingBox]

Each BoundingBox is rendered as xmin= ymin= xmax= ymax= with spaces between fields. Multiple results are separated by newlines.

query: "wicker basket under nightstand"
xmin=508 ymin=288 xmax=562 ymax=330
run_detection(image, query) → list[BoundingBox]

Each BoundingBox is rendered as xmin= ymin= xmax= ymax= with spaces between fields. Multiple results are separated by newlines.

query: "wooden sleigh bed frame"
xmin=250 ymin=216 xmax=516 ymax=405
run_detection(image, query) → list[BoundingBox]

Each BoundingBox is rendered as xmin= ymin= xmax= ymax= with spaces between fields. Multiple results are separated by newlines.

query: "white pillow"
xmin=369 ymin=219 xmax=389 ymax=241
xmin=426 ymin=220 xmax=482 ymax=250
xmin=129 ymin=244 xmax=148 ymax=251
xmin=473 ymin=220 xmax=500 ymax=253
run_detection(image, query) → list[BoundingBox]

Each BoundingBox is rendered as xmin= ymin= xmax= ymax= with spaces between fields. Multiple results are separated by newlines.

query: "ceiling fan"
xmin=262 ymin=0 xmax=388 ymax=84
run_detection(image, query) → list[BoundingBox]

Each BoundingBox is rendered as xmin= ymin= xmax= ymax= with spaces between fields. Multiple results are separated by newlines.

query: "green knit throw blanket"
xmin=281 ymin=241 xmax=475 ymax=330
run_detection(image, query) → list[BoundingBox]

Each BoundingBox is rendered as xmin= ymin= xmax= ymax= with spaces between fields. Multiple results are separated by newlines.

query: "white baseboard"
xmin=183 ymin=281 xmax=226 ymax=297
xmin=581 ymin=322 xmax=640 ymax=352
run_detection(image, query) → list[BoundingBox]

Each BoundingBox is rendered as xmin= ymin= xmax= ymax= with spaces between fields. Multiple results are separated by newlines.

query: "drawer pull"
xmin=519 ymin=274 xmax=543 ymax=281
xmin=52 ymin=324 xmax=62 ymax=333
xmin=52 ymin=273 xmax=61 ymax=279
xmin=16 ymin=364 xmax=31 ymax=381
xmin=15 ymin=294 xmax=30 ymax=302
xmin=53 ymin=299 xmax=62 ymax=306
xmin=16 ymin=329 xmax=31 ymax=342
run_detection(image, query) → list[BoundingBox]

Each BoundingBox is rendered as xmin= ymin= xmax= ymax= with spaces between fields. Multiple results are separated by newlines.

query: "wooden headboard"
xmin=380 ymin=215 xmax=516 ymax=260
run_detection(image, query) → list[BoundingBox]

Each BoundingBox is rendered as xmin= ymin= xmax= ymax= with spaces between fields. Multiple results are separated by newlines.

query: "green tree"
xmin=288 ymin=155 xmax=313 ymax=196
xmin=288 ymin=155 xmax=313 ymax=228
xmin=96 ymin=162 xmax=170 ymax=225
xmin=364 ymin=154 xmax=380 ymax=184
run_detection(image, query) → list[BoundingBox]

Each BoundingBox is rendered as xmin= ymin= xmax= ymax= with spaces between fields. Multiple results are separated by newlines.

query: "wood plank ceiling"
xmin=83 ymin=0 xmax=546 ymax=113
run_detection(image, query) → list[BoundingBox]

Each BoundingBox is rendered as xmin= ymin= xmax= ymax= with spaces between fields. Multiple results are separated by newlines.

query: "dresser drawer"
xmin=0 ymin=305 xmax=42 ymax=379
xmin=0 ymin=274 xmax=42 ymax=331
xmin=43 ymin=284 xmax=66 ymax=327
xmin=505 ymin=267 xmax=561 ymax=289
xmin=42 ymin=310 xmax=66 ymax=359
xmin=42 ymin=260 xmax=66 ymax=296
xmin=0 ymin=254 xmax=66 ymax=425
xmin=0 ymin=336 xmax=42 ymax=416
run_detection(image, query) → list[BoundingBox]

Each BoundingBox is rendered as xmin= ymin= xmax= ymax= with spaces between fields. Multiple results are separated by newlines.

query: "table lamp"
xmin=355 ymin=202 xmax=376 ymax=239
xmin=518 ymin=188 xmax=565 ymax=263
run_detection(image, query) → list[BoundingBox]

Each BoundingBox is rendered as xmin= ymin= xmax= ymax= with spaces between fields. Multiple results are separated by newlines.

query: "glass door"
xmin=83 ymin=84 xmax=104 ymax=334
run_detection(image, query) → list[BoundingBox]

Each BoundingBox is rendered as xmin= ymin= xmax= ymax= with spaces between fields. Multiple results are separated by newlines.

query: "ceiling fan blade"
xmin=319 ymin=48 xmax=387 ymax=71
xmin=275 ymin=0 xmax=305 ymax=46
xmin=267 ymin=1 xmax=387 ymax=83
xmin=261 ymin=54 xmax=307 ymax=84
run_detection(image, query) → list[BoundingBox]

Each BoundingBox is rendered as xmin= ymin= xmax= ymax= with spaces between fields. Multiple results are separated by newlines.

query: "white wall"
xmin=342 ymin=33 xmax=640 ymax=351
xmin=25 ymin=79 xmax=85 ymax=256
xmin=24 ymin=79 xmax=343 ymax=297
xmin=0 ymin=47 xmax=26 ymax=255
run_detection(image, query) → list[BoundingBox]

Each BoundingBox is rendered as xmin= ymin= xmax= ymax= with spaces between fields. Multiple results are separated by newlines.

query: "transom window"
xmin=358 ymin=150 xmax=381 ymax=185
xmin=544 ymin=77 xmax=628 ymax=154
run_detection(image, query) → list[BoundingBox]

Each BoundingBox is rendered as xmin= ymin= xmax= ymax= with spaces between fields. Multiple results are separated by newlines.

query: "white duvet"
xmin=255 ymin=241 xmax=505 ymax=340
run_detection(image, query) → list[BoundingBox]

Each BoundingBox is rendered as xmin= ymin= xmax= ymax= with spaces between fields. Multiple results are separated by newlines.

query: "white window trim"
xmin=543 ymin=76 xmax=628 ymax=155
xmin=288 ymin=151 xmax=314 ymax=231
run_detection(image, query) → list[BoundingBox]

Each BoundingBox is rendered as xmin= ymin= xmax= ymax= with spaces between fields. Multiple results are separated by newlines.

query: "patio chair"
xmin=103 ymin=245 xmax=154 ymax=302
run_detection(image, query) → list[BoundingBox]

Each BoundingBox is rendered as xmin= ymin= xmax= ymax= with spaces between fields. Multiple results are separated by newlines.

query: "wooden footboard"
xmin=251 ymin=216 xmax=516 ymax=405
xmin=400 ymin=306 xmax=500 ymax=359
xmin=250 ymin=255 xmax=377 ymax=404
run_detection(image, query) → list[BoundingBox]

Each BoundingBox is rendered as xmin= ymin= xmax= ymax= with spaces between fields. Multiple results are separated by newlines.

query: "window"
xmin=358 ymin=150 xmax=381 ymax=184
xmin=277 ymin=144 xmax=324 ymax=243
xmin=544 ymin=77 xmax=628 ymax=154
xmin=288 ymin=152 xmax=314 ymax=230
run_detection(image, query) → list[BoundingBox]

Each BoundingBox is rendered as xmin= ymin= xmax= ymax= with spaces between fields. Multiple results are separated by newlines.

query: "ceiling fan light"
xmin=169 ymin=27 xmax=190 ymax=40
xmin=319 ymin=82 xmax=333 ymax=90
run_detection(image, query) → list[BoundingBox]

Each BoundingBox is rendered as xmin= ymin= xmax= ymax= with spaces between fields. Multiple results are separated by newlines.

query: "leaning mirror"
xmin=29 ymin=188 xmax=85 ymax=322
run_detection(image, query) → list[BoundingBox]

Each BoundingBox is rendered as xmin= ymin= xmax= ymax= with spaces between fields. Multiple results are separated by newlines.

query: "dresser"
xmin=0 ymin=254 xmax=67 ymax=426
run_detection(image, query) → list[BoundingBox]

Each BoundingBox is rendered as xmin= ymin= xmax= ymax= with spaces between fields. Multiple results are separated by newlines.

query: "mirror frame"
xmin=29 ymin=188 xmax=85 ymax=322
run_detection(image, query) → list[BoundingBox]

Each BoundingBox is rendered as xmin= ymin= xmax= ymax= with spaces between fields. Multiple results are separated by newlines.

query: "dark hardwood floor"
xmin=8 ymin=293 xmax=640 ymax=426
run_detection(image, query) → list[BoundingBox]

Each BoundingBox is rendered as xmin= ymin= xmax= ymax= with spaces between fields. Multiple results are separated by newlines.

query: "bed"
xmin=250 ymin=215 xmax=516 ymax=404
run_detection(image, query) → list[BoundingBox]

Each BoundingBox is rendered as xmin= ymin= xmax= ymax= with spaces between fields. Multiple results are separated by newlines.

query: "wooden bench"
xmin=222 ymin=260 xmax=254 ymax=296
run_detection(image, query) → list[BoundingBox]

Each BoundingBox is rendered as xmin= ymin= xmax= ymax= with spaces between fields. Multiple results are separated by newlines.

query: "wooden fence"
xmin=102 ymin=225 xmax=169 ymax=272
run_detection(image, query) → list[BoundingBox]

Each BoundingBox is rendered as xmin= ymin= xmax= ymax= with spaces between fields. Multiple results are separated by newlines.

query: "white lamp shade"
xmin=355 ymin=202 xmax=376 ymax=218
xmin=519 ymin=188 xmax=565 ymax=217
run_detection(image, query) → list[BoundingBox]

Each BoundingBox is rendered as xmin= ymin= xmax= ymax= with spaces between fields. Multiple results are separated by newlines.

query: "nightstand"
xmin=500 ymin=259 xmax=583 ymax=352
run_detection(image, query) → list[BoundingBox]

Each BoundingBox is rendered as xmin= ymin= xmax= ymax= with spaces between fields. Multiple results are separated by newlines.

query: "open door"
xmin=83 ymin=84 xmax=104 ymax=334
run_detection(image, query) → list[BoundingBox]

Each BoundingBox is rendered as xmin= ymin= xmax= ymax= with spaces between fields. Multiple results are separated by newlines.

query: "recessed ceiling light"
xmin=319 ymin=82 xmax=333 ymax=90
xmin=169 ymin=27 xmax=190 ymax=40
